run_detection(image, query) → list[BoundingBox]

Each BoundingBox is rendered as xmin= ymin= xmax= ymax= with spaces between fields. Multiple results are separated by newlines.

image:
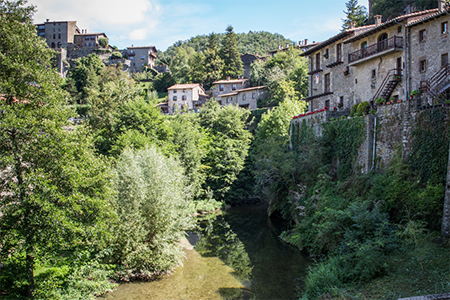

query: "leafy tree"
xmin=369 ymin=0 xmax=438 ymax=20
xmin=199 ymin=100 xmax=251 ymax=199
xmin=0 ymin=1 xmax=114 ymax=296
xmin=98 ymin=37 xmax=109 ymax=48
xmin=203 ymin=33 xmax=224 ymax=90
xmin=342 ymin=0 xmax=368 ymax=30
xmin=153 ymin=72 xmax=177 ymax=93
xmin=112 ymin=146 xmax=194 ymax=274
xmin=188 ymin=52 xmax=206 ymax=84
xmin=170 ymin=46 xmax=195 ymax=83
xmin=110 ymin=51 xmax=123 ymax=59
xmin=220 ymin=25 xmax=243 ymax=79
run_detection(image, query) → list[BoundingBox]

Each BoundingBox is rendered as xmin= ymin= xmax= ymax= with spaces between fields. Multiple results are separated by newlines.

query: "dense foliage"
xmin=369 ymin=0 xmax=439 ymax=20
xmin=342 ymin=0 xmax=368 ymax=30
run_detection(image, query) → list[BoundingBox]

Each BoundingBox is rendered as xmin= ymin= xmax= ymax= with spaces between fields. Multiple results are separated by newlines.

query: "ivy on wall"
xmin=409 ymin=108 xmax=450 ymax=185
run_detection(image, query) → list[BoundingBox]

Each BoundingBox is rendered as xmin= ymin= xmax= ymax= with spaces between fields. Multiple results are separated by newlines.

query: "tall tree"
xmin=204 ymin=33 xmax=224 ymax=89
xmin=342 ymin=0 xmax=368 ymax=30
xmin=0 ymin=1 xmax=114 ymax=296
xmin=220 ymin=26 xmax=243 ymax=79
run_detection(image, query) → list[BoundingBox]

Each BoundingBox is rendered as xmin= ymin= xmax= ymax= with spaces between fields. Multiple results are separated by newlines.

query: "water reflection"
xmin=101 ymin=205 xmax=309 ymax=300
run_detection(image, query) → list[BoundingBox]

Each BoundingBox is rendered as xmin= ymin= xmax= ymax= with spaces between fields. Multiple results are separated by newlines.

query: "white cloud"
xmin=129 ymin=28 xmax=147 ymax=40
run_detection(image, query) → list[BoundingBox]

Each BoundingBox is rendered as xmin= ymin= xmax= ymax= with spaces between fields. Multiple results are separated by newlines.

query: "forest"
xmin=1 ymin=0 xmax=449 ymax=299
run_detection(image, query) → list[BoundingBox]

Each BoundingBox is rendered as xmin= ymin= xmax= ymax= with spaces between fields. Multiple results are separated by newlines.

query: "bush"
xmin=110 ymin=51 xmax=122 ymax=60
xmin=98 ymin=37 xmax=108 ymax=48
xmin=350 ymin=103 xmax=358 ymax=117
xmin=356 ymin=101 xmax=370 ymax=115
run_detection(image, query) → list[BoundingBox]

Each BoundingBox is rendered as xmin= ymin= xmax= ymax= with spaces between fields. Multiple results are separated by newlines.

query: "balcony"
xmin=348 ymin=36 xmax=403 ymax=66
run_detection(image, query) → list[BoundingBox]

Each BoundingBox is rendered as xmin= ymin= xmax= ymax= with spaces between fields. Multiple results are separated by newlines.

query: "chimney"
xmin=305 ymin=39 xmax=308 ymax=45
xmin=439 ymin=0 xmax=445 ymax=11
xmin=226 ymin=76 xmax=230 ymax=81
xmin=46 ymin=18 xmax=49 ymax=22
xmin=375 ymin=15 xmax=382 ymax=26
xmin=350 ymin=21 xmax=356 ymax=29
xmin=85 ymin=29 xmax=87 ymax=33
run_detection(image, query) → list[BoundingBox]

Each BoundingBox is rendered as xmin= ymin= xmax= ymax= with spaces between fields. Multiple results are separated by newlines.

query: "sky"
xmin=30 ymin=0 xmax=369 ymax=52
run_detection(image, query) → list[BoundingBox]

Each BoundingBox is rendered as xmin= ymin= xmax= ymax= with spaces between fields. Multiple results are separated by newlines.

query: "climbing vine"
xmin=409 ymin=107 xmax=450 ymax=185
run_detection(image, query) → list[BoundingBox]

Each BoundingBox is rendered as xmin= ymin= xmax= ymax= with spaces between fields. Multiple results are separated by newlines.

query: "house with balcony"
xmin=126 ymin=46 xmax=158 ymax=73
xmin=216 ymin=86 xmax=267 ymax=110
xmin=168 ymin=83 xmax=207 ymax=113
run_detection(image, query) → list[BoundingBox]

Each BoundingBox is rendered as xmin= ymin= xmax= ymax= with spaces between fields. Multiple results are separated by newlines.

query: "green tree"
xmin=188 ymin=52 xmax=206 ymax=84
xmin=170 ymin=46 xmax=195 ymax=83
xmin=112 ymin=146 xmax=194 ymax=274
xmin=204 ymin=33 xmax=224 ymax=90
xmin=98 ymin=37 xmax=109 ymax=48
xmin=342 ymin=0 xmax=368 ymax=30
xmin=220 ymin=25 xmax=243 ymax=79
xmin=0 ymin=1 xmax=114 ymax=296
xmin=199 ymin=100 xmax=251 ymax=199
xmin=153 ymin=72 xmax=177 ymax=93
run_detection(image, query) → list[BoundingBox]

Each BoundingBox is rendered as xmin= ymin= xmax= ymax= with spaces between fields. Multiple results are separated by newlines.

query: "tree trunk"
xmin=442 ymin=140 xmax=450 ymax=238
xmin=26 ymin=251 xmax=34 ymax=298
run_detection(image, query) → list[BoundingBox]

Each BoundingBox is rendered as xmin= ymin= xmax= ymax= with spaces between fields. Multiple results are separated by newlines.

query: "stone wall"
xmin=356 ymin=114 xmax=375 ymax=173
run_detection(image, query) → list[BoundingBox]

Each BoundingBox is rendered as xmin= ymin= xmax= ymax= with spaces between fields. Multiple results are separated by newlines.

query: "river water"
xmin=102 ymin=205 xmax=309 ymax=300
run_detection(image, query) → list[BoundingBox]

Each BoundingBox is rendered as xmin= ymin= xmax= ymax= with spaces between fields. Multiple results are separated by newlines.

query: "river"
xmin=101 ymin=204 xmax=310 ymax=300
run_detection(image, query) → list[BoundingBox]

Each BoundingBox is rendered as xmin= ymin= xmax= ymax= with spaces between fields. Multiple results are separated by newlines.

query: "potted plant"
xmin=333 ymin=106 xmax=337 ymax=111
xmin=323 ymin=54 xmax=329 ymax=59
xmin=343 ymin=66 xmax=349 ymax=76
xmin=338 ymin=102 xmax=344 ymax=109
xmin=375 ymin=97 xmax=385 ymax=105
xmin=410 ymin=90 xmax=420 ymax=99
xmin=393 ymin=75 xmax=401 ymax=81
xmin=369 ymin=109 xmax=377 ymax=115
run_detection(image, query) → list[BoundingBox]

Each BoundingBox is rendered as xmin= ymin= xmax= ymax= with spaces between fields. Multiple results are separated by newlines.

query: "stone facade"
xmin=73 ymin=32 xmax=108 ymax=48
xmin=212 ymin=78 xmax=248 ymax=99
xmin=126 ymin=46 xmax=158 ymax=73
xmin=241 ymin=53 xmax=268 ymax=79
xmin=36 ymin=20 xmax=80 ymax=49
xmin=216 ymin=86 xmax=267 ymax=110
xmin=167 ymin=83 xmax=206 ymax=113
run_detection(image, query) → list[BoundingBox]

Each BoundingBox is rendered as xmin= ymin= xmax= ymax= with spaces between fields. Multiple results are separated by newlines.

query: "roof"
xmin=407 ymin=6 xmax=450 ymax=28
xmin=217 ymin=86 xmax=266 ymax=98
xmin=344 ymin=8 xmax=439 ymax=44
xmin=128 ymin=46 xmax=158 ymax=52
xmin=167 ymin=83 xmax=205 ymax=92
xmin=301 ymin=25 xmax=375 ymax=56
xmin=213 ymin=79 xmax=248 ymax=84
xmin=75 ymin=32 xmax=107 ymax=37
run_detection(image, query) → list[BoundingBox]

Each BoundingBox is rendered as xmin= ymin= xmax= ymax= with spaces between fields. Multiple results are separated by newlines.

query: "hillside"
xmin=156 ymin=30 xmax=294 ymax=66
xmin=369 ymin=0 xmax=439 ymax=20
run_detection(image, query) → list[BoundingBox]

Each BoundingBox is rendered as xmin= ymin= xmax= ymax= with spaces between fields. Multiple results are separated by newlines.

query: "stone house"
xmin=407 ymin=2 xmax=450 ymax=103
xmin=167 ymin=83 xmax=207 ymax=113
xmin=241 ymin=53 xmax=268 ymax=79
xmin=212 ymin=78 xmax=249 ymax=98
xmin=35 ymin=20 xmax=80 ymax=49
xmin=301 ymin=8 xmax=440 ymax=112
xmin=216 ymin=86 xmax=267 ymax=110
xmin=126 ymin=46 xmax=158 ymax=73
xmin=73 ymin=32 xmax=108 ymax=48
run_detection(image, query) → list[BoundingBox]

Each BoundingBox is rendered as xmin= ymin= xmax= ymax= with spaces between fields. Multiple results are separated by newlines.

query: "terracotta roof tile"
xmin=213 ymin=79 xmax=248 ymax=84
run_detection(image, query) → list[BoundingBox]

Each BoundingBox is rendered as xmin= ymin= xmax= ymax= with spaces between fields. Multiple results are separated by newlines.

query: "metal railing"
xmin=349 ymin=36 xmax=404 ymax=64
xmin=372 ymin=69 xmax=403 ymax=103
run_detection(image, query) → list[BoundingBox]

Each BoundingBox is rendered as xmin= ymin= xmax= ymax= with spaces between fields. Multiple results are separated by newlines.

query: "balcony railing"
xmin=348 ymin=36 xmax=404 ymax=64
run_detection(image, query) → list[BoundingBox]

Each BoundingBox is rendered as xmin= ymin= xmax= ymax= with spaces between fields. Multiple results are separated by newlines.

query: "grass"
xmin=312 ymin=236 xmax=450 ymax=300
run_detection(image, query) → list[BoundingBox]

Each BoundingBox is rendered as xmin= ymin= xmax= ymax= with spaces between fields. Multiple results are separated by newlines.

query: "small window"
xmin=420 ymin=60 xmax=427 ymax=72
xmin=173 ymin=96 xmax=177 ymax=101
xmin=355 ymin=78 xmax=358 ymax=84
xmin=183 ymin=89 xmax=186 ymax=93
xmin=130 ymin=56 xmax=134 ymax=60
xmin=325 ymin=48 xmax=329 ymax=58
xmin=58 ymin=33 xmax=61 ymax=39
xmin=232 ymin=84 xmax=237 ymax=90
xmin=53 ymin=28 xmax=55 ymax=32
xmin=419 ymin=29 xmax=426 ymax=42
xmin=174 ymin=90 xmax=177 ymax=93
xmin=324 ymin=73 xmax=330 ymax=93
xmin=53 ymin=34 xmax=55 ymax=39
xmin=361 ymin=41 xmax=367 ymax=49
xmin=442 ymin=53 xmax=448 ymax=67
xmin=371 ymin=69 xmax=376 ymax=79
xmin=315 ymin=53 xmax=320 ymax=70
xmin=140 ymin=56 xmax=145 ymax=60
xmin=336 ymin=43 xmax=342 ymax=61
xmin=442 ymin=22 xmax=448 ymax=34
xmin=242 ymin=94 xmax=246 ymax=100
xmin=252 ymin=93 xmax=256 ymax=99
xmin=339 ymin=96 xmax=344 ymax=105
xmin=58 ymin=28 xmax=61 ymax=32
xmin=182 ymin=95 xmax=186 ymax=100
xmin=219 ymin=84 xmax=224 ymax=91
xmin=398 ymin=26 xmax=402 ymax=33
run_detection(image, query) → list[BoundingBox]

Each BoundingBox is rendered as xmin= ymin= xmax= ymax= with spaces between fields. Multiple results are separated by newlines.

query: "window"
xmin=442 ymin=53 xmax=449 ymax=67
xmin=232 ymin=84 xmax=237 ymax=90
xmin=38 ymin=25 xmax=45 ymax=30
xmin=419 ymin=29 xmax=426 ymax=42
xmin=442 ymin=22 xmax=448 ymax=34
xmin=252 ymin=93 xmax=256 ymax=99
xmin=339 ymin=96 xmax=344 ymax=106
xmin=173 ymin=90 xmax=177 ymax=93
xmin=324 ymin=73 xmax=330 ymax=93
xmin=420 ymin=60 xmax=427 ymax=72
xmin=130 ymin=56 xmax=134 ymax=60
xmin=336 ymin=43 xmax=342 ymax=61
xmin=173 ymin=96 xmax=177 ymax=101
xmin=361 ymin=41 xmax=367 ymax=49
xmin=57 ymin=42 xmax=61 ymax=47
xmin=58 ymin=28 xmax=61 ymax=32
xmin=398 ymin=26 xmax=402 ymax=33
xmin=325 ymin=48 xmax=329 ymax=58
xmin=242 ymin=94 xmax=246 ymax=100
xmin=53 ymin=34 xmax=55 ymax=39
xmin=90 ymin=36 xmax=95 ymax=40
xmin=182 ymin=95 xmax=186 ymax=100
xmin=140 ymin=56 xmax=145 ymax=60
xmin=219 ymin=84 xmax=224 ymax=91
xmin=53 ymin=28 xmax=55 ymax=32
xmin=371 ymin=69 xmax=376 ymax=79
xmin=315 ymin=53 xmax=320 ymax=70
xmin=378 ymin=33 xmax=388 ymax=51
xmin=85 ymin=36 xmax=89 ymax=40
xmin=58 ymin=34 xmax=61 ymax=39
xmin=183 ymin=89 xmax=186 ymax=93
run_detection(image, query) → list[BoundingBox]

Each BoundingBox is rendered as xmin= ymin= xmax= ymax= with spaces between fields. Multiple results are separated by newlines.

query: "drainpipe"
xmin=394 ymin=19 xmax=408 ymax=109
xmin=371 ymin=116 xmax=377 ymax=171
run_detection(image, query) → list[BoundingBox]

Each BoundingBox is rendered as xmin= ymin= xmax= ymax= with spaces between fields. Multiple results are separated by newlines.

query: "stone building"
xmin=167 ymin=83 xmax=207 ymax=113
xmin=126 ymin=46 xmax=158 ymax=73
xmin=73 ymin=31 xmax=108 ymax=48
xmin=241 ymin=53 xmax=268 ymax=79
xmin=212 ymin=78 xmax=249 ymax=98
xmin=407 ymin=2 xmax=450 ymax=103
xmin=301 ymin=7 xmax=440 ymax=113
xmin=216 ymin=86 xmax=267 ymax=110
xmin=35 ymin=20 xmax=80 ymax=49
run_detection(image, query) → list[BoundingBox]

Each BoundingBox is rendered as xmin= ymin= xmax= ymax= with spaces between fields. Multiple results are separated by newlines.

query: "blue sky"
xmin=31 ymin=0 xmax=369 ymax=51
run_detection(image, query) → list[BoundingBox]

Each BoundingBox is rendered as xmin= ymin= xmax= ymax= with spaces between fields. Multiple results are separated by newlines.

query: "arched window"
xmin=378 ymin=33 xmax=388 ymax=51
xmin=57 ymin=42 xmax=62 ymax=48
xmin=51 ymin=42 xmax=55 ymax=48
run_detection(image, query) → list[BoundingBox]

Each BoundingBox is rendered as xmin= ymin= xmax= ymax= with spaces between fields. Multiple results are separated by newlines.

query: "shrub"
xmin=356 ymin=101 xmax=370 ymax=115
xmin=375 ymin=97 xmax=385 ymax=104
xmin=110 ymin=51 xmax=122 ymax=60
xmin=98 ymin=37 xmax=108 ymax=48
xmin=350 ymin=103 xmax=358 ymax=117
